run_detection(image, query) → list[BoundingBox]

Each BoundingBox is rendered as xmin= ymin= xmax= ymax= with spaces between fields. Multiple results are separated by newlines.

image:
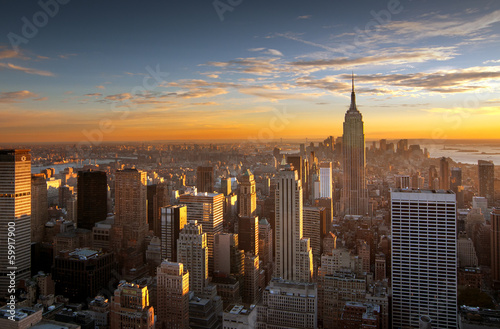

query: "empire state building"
xmin=341 ymin=76 xmax=368 ymax=216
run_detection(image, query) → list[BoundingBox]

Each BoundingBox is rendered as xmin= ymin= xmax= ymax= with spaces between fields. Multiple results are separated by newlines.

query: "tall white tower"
xmin=391 ymin=188 xmax=457 ymax=328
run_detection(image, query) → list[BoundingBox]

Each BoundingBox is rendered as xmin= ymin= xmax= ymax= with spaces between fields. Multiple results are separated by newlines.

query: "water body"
xmin=424 ymin=144 xmax=500 ymax=165
xmin=31 ymin=159 xmax=116 ymax=174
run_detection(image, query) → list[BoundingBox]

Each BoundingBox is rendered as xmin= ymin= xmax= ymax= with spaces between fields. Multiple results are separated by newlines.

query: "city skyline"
xmin=1 ymin=0 xmax=500 ymax=143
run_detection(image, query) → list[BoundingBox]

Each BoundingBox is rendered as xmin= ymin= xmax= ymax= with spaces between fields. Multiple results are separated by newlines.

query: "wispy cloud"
xmin=0 ymin=90 xmax=40 ymax=103
xmin=297 ymin=15 xmax=312 ymax=20
xmin=85 ymin=93 xmax=103 ymax=97
xmin=96 ymin=85 xmax=106 ymax=89
xmin=0 ymin=62 xmax=54 ymax=76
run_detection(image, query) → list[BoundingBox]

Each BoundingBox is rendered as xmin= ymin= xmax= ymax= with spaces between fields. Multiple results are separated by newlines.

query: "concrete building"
xmin=257 ymin=279 xmax=317 ymax=329
xmin=110 ymin=282 xmax=155 ymax=329
xmin=157 ymin=260 xmax=190 ymax=329
xmin=77 ymin=170 xmax=107 ymax=231
xmin=491 ymin=209 xmax=500 ymax=287
xmin=197 ymin=166 xmax=214 ymax=193
xmin=177 ymin=220 xmax=208 ymax=295
xmin=31 ymin=173 xmax=48 ymax=243
xmin=0 ymin=306 xmax=42 ymax=329
xmin=319 ymin=162 xmax=333 ymax=199
xmin=223 ymin=304 xmax=257 ymax=329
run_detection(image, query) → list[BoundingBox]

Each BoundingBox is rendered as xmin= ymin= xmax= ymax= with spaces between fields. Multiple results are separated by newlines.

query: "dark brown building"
xmin=196 ymin=166 xmax=214 ymax=193
xmin=77 ymin=170 xmax=107 ymax=231
xmin=52 ymin=248 xmax=115 ymax=302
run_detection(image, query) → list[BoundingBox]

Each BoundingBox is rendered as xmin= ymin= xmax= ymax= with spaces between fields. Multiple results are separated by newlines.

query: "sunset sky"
xmin=1 ymin=0 xmax=500 ymax=143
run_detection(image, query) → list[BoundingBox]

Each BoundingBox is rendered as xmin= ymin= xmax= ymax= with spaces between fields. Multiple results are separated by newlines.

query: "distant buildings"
xmin=391 ymin=189 xmax=457 ymax=328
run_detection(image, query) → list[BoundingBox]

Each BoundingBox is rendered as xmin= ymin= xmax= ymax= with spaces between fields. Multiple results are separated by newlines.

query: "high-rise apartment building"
xmin=274 ymin=166 xmax=313 ymax=282
xmin=197 ymin=166 xmax=214 ymax=193
xmin=179 ymin=192 xmax=224 ymax=275
xmin=157 ymin=260 xmax=190 ymax=329
xmin=391 ymin=189 xmax=457 ymax=328
xmin=31 ymin=173 xmax=48 ymax=243
xmin=177 ymin=220 xmax=208 ymax=295
xmin=341 ymin=77 xmax=368 ymax=216
xmin=160 ymin=205 xmax=187 ymax=262
xmin=0 ymin=149 xmax=31 ymax=296
xmin=77 ymin=170 xmax=107 ymax=231
xmin=147 ymin=183 xmax=169 ymax=236
xmin=478 ymin=160 xmax=495 ymax=205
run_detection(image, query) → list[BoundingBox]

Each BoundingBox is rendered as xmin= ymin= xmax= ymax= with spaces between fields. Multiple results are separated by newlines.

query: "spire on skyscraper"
xmin=349 ymin=72 xmax=357 ymax=112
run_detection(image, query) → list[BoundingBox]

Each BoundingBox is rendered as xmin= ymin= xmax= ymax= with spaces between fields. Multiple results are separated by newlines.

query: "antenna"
xmin=352 ymin=71 xmax=354 ymax=92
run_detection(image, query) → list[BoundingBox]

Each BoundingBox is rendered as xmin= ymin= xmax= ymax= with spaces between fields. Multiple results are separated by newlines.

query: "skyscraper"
xmin=177 ymin=220 xmax=208 ymax=295
xmin=112 ymin=168 xmax=149 ymax=277
xmin=391 ymin=189 xmax=457 ymax=328
xmin=274 ymin=165 xmax=313 ymax=282
xmin=440 ymin=157 xmax=450 ymax=190
xmin=238 ymin=169 xmax=256 ymax=218
xmin=77 ymin=170 xmax=107 ymax=231
xmin=157 ymin=260 xmax=190 ymax=329
xmin=238 ymin=215 xmax=258 ymax=256
xmin=0 ymin=149 xmax=31 ymax=297
xmin=341 ymin=76 xmax=368 ymax=216
xmin=0 ymin=150 xmax=31 ymax=297
xmin=491 ymin=209 xmax=500 ymax=288
xmin=160 ymin=205 xmax=187 ymax=262
xmin=179 ymin=192 xmax=224 ymax=275
xmin=197 ymin=166 xmax=214 ymax=193
xmin=478 ymin=160 xmax=495 ymax=205
xmin=31 ymin=173 xmax=48 ymax=243
xmin=319 ymin=162 xmax=333 ymax=199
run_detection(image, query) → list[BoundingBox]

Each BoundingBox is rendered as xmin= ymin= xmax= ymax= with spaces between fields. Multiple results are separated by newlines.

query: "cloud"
xmin=190 ymin=102 xmax=219 ymax=106
xmin=105 ymin=93 xmax=133 ymax=101
xmin=59 ymin=53 xmax=77 ymax=59
xmin=85 ymin=93 xmax=103 ymax=97
xmin=96 ymin=85 xmax=106 ymax=89
xmin=206 ymin=74 xmax=219 ymax=79
xmin=297 ymin=15 xmax=312 ymax=20
xmin=0 ymin=62 xmax=54 ymax=76
xmin=206 ymin=57 xmax=281 ymax=75
xmin=0 ymin=90 xmax=39 ymax=103
xmin=248 ymin=48 xmax=284 ymax=56
xmin=0 ymin=48 xmax=23 ymax=60
xmin=483 ymin=59 xmax=500 ymax=64
xmin=33 ymin=97 xmax=48 ymax=101
xmin=290 ymin=47 xmax=456 ymax=70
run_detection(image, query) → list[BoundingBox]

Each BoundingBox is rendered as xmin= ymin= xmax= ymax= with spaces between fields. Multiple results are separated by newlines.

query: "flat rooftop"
xmin=392 ymin=188 xmax=454 ymax=194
